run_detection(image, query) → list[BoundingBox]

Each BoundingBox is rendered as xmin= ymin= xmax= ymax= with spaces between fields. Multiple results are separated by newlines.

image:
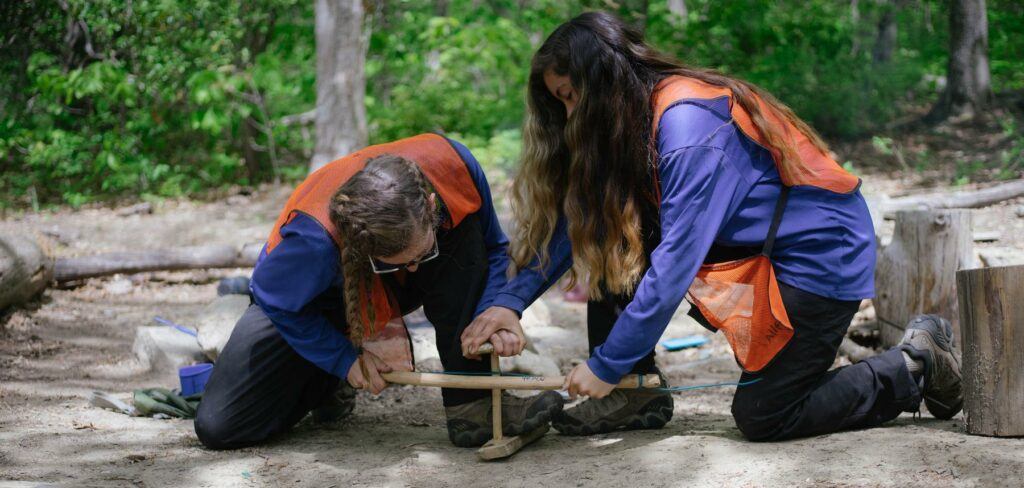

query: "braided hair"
xmin=328 ymin=154 xmax=437 ymax=347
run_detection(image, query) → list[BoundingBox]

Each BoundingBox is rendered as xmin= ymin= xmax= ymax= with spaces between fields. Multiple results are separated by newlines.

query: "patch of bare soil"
xmin=833 ymin=100 xmax=1024 ymax=187
xmin=2 ymin=178 xmax=1023 ymax=487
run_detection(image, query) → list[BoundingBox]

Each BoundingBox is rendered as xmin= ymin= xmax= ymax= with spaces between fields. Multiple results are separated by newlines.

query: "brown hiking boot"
xmin=311 ymin=381 xmax=357 ymax=424
xmin=552 ymin=376 xmax=673 ymax=436
xmin=445 ymin=391 xmax=564 ymax=447
xmin=899 ymin=315 xmax=963 ymax=419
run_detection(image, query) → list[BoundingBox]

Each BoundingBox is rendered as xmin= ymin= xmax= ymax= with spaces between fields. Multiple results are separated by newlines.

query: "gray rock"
xmin=978 ymin=248 xmax=1024 ymax=268
xmin=103 ymin=276 xmax=133 ymax=295
xmin=408 ymin=323 xmax=443 ymax=372
xmin=195 ymin=295 xmax=250 ymax=361
xmin=499 ymin=349 xmax=561 ymax=377
xmin=132 ymin=326 xmax=205 ymax=372
xmin=521 ymin=324 xmax=585 ymax=373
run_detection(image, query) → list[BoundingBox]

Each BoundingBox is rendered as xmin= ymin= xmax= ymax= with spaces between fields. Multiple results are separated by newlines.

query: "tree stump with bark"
xmin=0 ymin=233 xmax=54 ymax=311
xmin=956 ymin=264 xmax=1024 ymax=437
xmin=875 ymin=210 xmax=974 ymax=348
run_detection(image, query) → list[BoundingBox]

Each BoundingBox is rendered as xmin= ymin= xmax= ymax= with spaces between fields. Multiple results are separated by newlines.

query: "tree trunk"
xmin=667 ymin=0 xmax=687 ymax=26
xmin=311 ymin=0 xmax=368 ymax=173
xmin=872 ymin=0 xmax=899 ymax=64
xmin=875 ymin=210 xmax=974 ymax=348
xmin=927 ymin=0 xmax=991 ymax=122
xmin=957 ymin=264 xmax=1024 ymax=437
xmin=0 ymin=234 xmax=53 ymax=311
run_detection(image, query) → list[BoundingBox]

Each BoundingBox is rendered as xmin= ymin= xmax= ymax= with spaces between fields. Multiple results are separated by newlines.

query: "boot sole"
xmin=552 ymin=394 xmax=674 ymax=436
xmin=901 ymin=315 xmax=963 ymax=420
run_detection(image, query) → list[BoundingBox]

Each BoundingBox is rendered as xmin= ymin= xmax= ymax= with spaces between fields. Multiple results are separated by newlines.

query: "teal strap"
xmin=656 ymin=378 xmax=762 ymax=393
xmin=423 ymin=370 xmax=762 ymax=392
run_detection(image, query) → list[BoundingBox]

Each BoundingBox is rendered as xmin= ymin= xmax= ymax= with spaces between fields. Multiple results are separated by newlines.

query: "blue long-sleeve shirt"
xmin=491 ymin=96 xmax=877 ymax=384
xmin=250 ymin=138 xmax=510 ymax=379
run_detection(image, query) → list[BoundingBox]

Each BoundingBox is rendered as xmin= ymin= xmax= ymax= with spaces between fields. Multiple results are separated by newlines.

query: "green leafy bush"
xmin=1 ymin=0 xmax=1022 ymax=207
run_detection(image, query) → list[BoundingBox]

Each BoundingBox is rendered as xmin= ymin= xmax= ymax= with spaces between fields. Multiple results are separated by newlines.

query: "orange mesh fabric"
xmin=361 ymin=316 xmax=415 ymax=372
xmin=652 ymin=76 xmax=860 ymax=195
xmin=263 ymin=133 xmax=482 ymax=338
xmin=687 ymin=255 xmax=793 ymax=372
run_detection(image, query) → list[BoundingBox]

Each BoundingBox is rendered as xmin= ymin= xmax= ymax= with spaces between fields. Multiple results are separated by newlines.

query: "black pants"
xmin=727 ymin=282 xmax=922 ymax=441
xmin=194 ymin=216 xmax=491 ymax=450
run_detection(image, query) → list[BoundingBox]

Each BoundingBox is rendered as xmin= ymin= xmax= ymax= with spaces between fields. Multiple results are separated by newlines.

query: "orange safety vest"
xmin=651 ymin=76 xmax=861 ymax=372
xmin=264 ymin=133 xmax=482 ymax=347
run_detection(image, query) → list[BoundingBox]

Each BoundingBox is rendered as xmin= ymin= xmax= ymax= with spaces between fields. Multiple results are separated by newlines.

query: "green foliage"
xmin=0 ymin=0 xmax=311 ymax=207
xmin=365 ymin=0 xmax=576 ymax=143
xmin=645 ymin=0 xmax=948 ymax=138
xmin=2 ymin=0 xmax=1023 ymax=207
xmin=989 ymin=0 xmax=1024 ymax=91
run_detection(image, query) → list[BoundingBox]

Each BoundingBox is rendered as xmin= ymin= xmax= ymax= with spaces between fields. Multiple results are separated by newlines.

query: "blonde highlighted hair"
xmin=511 ymin=11 xmax=830 ymax=299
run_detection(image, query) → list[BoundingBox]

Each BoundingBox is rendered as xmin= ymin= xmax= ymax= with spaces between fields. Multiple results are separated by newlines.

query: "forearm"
xmin=491 ymin=216 xmax=573 ymax=315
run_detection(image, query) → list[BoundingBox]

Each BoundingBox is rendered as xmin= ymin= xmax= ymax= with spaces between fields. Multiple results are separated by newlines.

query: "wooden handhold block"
xmin=383 ymin=371 xmax=662 ymax=390
xmin=477 ymin=424 xmax=549 ymax=461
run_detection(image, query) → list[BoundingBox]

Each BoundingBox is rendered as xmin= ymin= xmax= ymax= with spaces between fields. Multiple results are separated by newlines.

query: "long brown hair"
xmin=511 ymin=11 xmax=831 ymax=298
xmin=328 ymin=155 xmax=437 ymax=346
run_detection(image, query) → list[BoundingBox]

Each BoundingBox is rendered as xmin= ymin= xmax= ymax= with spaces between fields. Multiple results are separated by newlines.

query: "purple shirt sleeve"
xmin=250 ymin=214 xmax=358 ymax=380
xmin=491 ymin=215 xmax=573 ymax=316
xmin=587 ymin=145 xmax=745 ymax=383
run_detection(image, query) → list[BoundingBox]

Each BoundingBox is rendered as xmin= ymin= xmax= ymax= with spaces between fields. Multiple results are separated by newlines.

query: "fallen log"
xmin=54 ymin=243 xmax=263 ymax=283
xmin=957 ymin=264 xmax=1024 ymax=437
xmin=0 ymin=233 xmax=54 ymax=311
xmin=875 ymin=210 xmax=974 ymax=348
xmin=882 ymin=179 xmax=1024 ymax=218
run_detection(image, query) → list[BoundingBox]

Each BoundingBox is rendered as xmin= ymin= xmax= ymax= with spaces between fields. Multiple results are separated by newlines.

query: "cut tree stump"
xmin=0 ymin=233 xmax=54 ymax=311
xmin=957 ymin=264 xmax=1024 ymax=437
xmin=54 ymin=243 xmax=262 ymax=283
xmin=875 ymin=210 xmax=974 ymax=348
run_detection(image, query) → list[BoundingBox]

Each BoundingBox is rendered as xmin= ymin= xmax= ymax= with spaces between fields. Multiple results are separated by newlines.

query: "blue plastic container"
xmin=179 ymin=363 xmax=214 ymax=396
xmin=660 ymin=335 xmax=710 ymax=351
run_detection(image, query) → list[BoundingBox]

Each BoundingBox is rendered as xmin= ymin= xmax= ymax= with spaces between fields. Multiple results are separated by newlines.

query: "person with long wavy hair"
xmin=462 ymin=12 xmax=962 ymax=441
xmin=194 ymin=134 xmax=562 ymax=450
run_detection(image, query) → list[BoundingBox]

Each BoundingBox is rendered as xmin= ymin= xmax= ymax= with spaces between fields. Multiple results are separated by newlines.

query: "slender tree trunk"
xmin=927 ymin=0 xmax=991 ymax=122
xmin=667 ymin=0 xmax=687 ymax=26
xmin=872 ymin=0 xmax=899 ymax=64
xmin=311 ymin=0 xmax=368 ymax=173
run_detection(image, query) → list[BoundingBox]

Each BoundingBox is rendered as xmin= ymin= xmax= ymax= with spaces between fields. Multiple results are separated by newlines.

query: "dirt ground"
xmin=2 ymin=173 xmax=1024 ymax=488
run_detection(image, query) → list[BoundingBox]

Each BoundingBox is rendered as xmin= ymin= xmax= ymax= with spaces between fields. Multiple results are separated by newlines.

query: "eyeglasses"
xmin=369 ymin=237 xmax=439 ymax=274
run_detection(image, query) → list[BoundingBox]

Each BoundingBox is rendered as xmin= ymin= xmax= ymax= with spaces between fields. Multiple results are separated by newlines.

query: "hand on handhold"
xmin=347 ymin=350 xmax=392 ymax=395
xmin=461 ymin=306 xmax=525 ymax=359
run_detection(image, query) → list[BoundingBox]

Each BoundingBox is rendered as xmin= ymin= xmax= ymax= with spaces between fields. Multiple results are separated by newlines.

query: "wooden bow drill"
xmin=382 ymin=343 xmax=662 ymax=461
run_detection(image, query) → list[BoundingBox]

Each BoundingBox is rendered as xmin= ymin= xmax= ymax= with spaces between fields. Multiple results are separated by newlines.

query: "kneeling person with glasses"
xmin=194 ymin=134 xmax=563 ymax=450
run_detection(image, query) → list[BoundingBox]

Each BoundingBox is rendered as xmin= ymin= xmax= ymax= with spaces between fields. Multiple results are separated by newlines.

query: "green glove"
xmin=133 ymin=388 xmax=199 ymax=419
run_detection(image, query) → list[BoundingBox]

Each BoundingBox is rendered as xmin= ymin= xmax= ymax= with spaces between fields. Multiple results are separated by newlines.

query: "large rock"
xmin=520 ymin=323 xmax=584 ymax=372
xmin=499 ymin=349 xmax=561 ymax=377
xmin=0 ymin=233 xmax=53 ymax=311
xmin=407 ymin=321 xmax=443 ymax=372
xmin=978 ymin=247 xmax=1024 ymax=268
xmin=195 ymin=295 xmax=251 ymax=361
xmin=132 ymin=326 xmax=206 ymax=372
